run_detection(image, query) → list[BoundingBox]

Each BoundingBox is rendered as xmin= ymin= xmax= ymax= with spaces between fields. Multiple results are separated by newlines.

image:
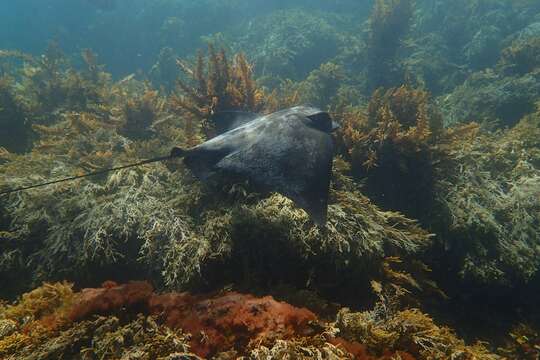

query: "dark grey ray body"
xmin=171 ymin=106 xmax=336 ymax=224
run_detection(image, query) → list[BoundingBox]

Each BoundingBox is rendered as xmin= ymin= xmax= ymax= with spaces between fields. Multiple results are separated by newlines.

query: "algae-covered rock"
xmin=337 ymin=85 xmax=443 ymax=221
xmin=440 ymin=34 xmax=540 ymax=127
xmin=336 ymin=305 xmax=500 ymax=359
xmin=237 ymin=9 xmax=342 ymax=80
xmin=366 ymin=0 xmax=414 ymax=91
xmin=1 ymin=3 xmax=540 ymax=356
xmin=0 ymin=282 xmax=504 ymax=359
xmin=0 ymin=76 xmax=32 ymax=153
xmin=436 ymin=113 xmax=540 ymax=285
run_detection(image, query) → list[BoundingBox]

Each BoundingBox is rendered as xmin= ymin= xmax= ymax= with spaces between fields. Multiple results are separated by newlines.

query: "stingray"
xmin=171 ymin=106 xmax=337 ymax=224
xmin=0 ymin=106 xmax=337 ymax=224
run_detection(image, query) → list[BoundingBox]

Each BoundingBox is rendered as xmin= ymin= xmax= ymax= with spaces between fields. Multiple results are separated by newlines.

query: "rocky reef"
xmin=0 ymin=281 xmax=503 ymax=359
xmin=1 ymin=0 xmax=540 ymax=358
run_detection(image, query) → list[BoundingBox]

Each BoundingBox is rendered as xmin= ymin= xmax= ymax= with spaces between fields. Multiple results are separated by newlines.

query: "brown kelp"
xmin=170 ymin=45 xmax=267 ymax=138
xmin=336 ymin=85 xmax=443 ymax=220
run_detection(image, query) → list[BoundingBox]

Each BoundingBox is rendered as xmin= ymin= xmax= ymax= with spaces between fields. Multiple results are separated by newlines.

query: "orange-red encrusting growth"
xmin=53 ymin=281 xmax=421 ymax=358
xmin=68 ymin=281 xmax=154 ymax=321
xmin=149 ymin=291 xmax=318 ymax=357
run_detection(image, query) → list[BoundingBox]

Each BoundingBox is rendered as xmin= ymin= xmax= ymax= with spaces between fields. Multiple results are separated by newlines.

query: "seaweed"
xmin=440 ymin=67 xmax=540 ymax=127
xmin=120 ymin=86 xmax=163 ymax=140
xmin=236 ymin=8 xmax=342 ymax=81
xmin=0 ymin=53 xmax=196 ymax=293
xmin=271 ymin=62 xmax=349 ymax=109
xmin=1 ymin=282 xmax=74 ymax=324
xmin=498 ymin=323 xmax=540 ymax=359
xmin=21 ymin=44 xmax=111 ymax=114
xmin=0 ymin=282 xmax=75 ymax=357
xmin=150 ymin=47 xmax=181 ymax=93
xmin=170 ymin=45 xmax=267 ymax=138
xmin=335 ymin=304 xmax=498 ymax=359
xmin=435 ymin=112 xmax=540 ymax=285
xmin=498 ymin=36 xmax=540 ymax=76
xmin=0 ymin=76 xmax=32 ymax=153
xmin=337 ymin=85 xmax=443 ymax=220
xmin=366 ymin=0 xmax=414 ymax=90
xmin=441 ymin=35 xmax=540 ymax=127
xmin=0 ymin=282 xmax=198 ymax=359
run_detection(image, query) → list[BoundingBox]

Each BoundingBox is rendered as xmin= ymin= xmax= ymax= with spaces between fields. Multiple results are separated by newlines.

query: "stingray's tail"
xmin=0 ymin=149 xmax=187 ymax=196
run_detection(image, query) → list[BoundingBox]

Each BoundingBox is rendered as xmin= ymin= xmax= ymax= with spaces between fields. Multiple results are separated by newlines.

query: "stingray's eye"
xmin=307 ymin=112 xmax=333 ymax=133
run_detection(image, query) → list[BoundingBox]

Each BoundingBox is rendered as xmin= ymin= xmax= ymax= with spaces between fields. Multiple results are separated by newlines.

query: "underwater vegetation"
xmin=0 ymin=281 xmax=505 ymax=359
xmin=435 ymin=4 xmax=540 ymax=127
xmin=235 ymin=8 xmax=343 ymax=81
xmin=170 ymin=44 xmax=267 ymax=139
xmin=0 ymin=76 xmax=31 ymax=153
xmin=440 ymin=38 xmax=540 ymax=127
xmin=0 ymin=282 xmax=197 ymax=360
xmin=337 ymin=85 xmax=443 ymax=220
xmin=436 ymin=110 xmax=540 ymax=285
xmin=0 ymin=44 xmax=110 ymax=115
xmin=0 ymin=0 xmax=540 ymax=358
xmin=0 ymin=47 xmax=432 ymax=302
xmin=366 ymin=0 xmax=414 ymax=91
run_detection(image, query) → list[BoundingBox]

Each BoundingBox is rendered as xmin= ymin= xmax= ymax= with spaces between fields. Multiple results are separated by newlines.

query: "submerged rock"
xmin=0 ymin=281 xmax=507 ymax=359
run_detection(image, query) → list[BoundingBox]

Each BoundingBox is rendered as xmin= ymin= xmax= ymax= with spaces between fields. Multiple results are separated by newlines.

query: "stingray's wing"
xmin=181 ymin=115 xmax=265 ymax=180
xmin=210 ymin=111 xmax=260 ymax=135
xmin=215 ymin=113 xmax=334 ymax=224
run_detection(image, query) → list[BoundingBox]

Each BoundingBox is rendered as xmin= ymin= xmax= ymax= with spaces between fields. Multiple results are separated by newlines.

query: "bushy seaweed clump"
xmin=335 ymin=304 xmax=498 ymax=359
xmin=332 ymin=77 xmax=540 ymax=299
xmin=0 ymin=282 xmax=75 ymax=357
xmin=407 ymin=0 xmax=533 ymax=95
xmin=237 ymin=9 xmax=342 ymax=81
xmin=0 ymin=45 xmax=112 ymax=155
xmin=498 ymin=323 xmax=540 ymax=359
xmin=12 ymin=44 xmax=110 ymax=114
xmin=0 ymin=76 xmax=31 ymax=153
xmin=436 ymin=110 xmax=540 ymax=285
xmin=337 ymin=85 xmax=443 ymax=220
xmin=149 ymin=47 xmax=181 ymax=93
xmin=498 ymin=36 xmax=540 ymax=76
xmin=223 ymin=175 xmax=432 ymax=295
xmin=440 ymin=35 xmax=540 ymax=127
xmin=334 ymin=83 xmax=540 ymax=286
xmin=272 ymin=61 xmax=366 ymax=110
xmin=366 ymin=0 xmax=414 ymax=91
xmin=170 ymin=44 xmax=269 ymax=140
xmin=0 ymin=47 xmax=191 ymax=295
